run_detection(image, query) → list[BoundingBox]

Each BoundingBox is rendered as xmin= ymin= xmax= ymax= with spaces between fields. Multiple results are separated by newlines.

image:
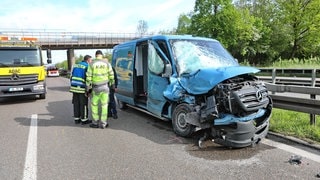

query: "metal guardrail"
xmin=257 ymin=68 xmax=320 ymax=125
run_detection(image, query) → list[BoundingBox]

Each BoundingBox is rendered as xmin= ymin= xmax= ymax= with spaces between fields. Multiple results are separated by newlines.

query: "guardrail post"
xmin=310 ymin=69 xmax=316 ymax=126
xmin=272 ymin=68 xmax=276 ymax=95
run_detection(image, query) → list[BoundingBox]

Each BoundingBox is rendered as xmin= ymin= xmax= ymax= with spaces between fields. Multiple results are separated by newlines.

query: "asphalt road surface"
xmin=0 ymin=77 xmax=319 ymax=180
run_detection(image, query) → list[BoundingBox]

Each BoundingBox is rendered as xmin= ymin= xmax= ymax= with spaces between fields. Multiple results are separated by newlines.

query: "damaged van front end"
xmin=113 ymin=35 xmax=272 ymax=148
xmin=164 ymin=38 xmax=272 ymax=148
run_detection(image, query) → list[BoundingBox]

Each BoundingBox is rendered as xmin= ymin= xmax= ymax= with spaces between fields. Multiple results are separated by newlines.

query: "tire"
xmin=172 ymin=103 xmax=195 ymax=137
xmin=39 ymin=93 xmax=46 ymax=99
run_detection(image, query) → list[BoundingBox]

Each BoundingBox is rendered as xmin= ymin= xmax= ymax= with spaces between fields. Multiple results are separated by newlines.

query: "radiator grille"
xmin=0 ymin=74 xmax=38 ymax=86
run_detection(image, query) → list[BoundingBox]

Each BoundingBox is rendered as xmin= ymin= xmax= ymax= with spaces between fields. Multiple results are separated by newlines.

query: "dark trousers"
xmin=72 ymin=93 xmax=88 ymax=120
xmin=108 ymin=89 xmax=117 ymax=116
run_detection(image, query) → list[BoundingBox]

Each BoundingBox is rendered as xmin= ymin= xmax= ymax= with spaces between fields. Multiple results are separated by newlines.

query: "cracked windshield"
xmin=172 ymin=40 xmax=238 ymax=75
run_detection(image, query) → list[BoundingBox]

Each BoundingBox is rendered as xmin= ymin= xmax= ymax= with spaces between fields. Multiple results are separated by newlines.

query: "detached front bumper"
xmin=212 ymin=115 xmax=270 ymax=148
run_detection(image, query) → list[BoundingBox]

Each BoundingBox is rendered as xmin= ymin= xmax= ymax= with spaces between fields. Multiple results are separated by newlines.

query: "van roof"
xmin=115 ymin=34 xmax=218 ymax=47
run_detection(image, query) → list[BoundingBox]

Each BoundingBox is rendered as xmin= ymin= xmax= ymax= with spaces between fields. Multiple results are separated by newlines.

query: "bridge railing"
xmin=0 ymin=31 xmax=153 ymax=48
xmin=257 ymin=68 xmax=320 ymax=125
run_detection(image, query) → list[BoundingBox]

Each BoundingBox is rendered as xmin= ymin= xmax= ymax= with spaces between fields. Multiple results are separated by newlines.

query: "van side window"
xmin=148 ymin=43 xmax=164 ymax=75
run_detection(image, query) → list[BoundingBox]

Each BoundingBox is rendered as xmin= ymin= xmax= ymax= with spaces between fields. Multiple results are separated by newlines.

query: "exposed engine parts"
xmin=185 ymin=74 xmax=272 ymax=148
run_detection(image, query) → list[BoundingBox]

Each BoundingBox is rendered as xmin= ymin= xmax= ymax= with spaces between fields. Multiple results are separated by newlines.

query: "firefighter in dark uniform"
xmin=70 ymin=55 xmax=92 ymax=125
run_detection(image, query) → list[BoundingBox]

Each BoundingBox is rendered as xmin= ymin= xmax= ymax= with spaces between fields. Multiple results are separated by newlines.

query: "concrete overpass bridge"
xmin=0 ymin=30 xmax=149 ymax=70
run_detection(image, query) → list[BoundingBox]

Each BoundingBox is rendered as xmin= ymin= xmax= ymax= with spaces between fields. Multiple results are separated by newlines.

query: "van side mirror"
xmin=162 ymin=63 xmax=172 ymax=77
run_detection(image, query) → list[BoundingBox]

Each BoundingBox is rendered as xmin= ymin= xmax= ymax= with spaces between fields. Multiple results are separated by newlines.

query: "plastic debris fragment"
xmin=288 ymin=155 xmax=302 ymax=165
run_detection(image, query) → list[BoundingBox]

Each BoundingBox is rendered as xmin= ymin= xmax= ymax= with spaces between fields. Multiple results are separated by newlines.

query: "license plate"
xmin=9 ymin=87 xmax=23 ymax=92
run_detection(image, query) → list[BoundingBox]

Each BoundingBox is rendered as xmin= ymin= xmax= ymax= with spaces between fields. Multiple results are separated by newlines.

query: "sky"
xmin=0 ymin=0 xmax=195 ymax=64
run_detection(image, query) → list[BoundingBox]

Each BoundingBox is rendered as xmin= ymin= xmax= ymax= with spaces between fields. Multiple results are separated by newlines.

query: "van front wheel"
xmin=172 ymin=104 xmax=195 ymax=137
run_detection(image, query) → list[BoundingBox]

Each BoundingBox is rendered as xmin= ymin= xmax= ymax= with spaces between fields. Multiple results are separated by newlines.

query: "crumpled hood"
xmin=164 ymin=66 xmax=260 ymax=101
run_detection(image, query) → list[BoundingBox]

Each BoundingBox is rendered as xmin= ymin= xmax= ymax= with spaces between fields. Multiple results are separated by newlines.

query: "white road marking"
xmin=263 ymin=138 xmax=320 ymax=163
xmin=23 ymin=114 xmax=37 ymax=180
xmin=19 ymin=113 xmax=320 ymax=180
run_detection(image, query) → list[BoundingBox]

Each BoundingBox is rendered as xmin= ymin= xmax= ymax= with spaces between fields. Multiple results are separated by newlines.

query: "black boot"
xmin=89 ymin=123 xmax=99 ymax=128
xmin=81 ymin=119 xmax=92 ymax=125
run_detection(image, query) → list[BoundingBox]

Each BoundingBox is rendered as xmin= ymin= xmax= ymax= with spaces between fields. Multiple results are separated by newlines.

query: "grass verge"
xmin=270 ymin=108 xmax=320 ymax=143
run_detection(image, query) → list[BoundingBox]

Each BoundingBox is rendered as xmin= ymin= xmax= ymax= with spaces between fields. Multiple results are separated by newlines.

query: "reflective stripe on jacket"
xmin=86 ymin=59 xmax=114 ymax=91
xmin=70 ymin=61 xmax=88 ymax=93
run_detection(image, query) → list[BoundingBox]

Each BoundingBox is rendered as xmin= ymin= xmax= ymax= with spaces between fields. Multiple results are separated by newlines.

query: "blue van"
xmin=112 ymin=35 xmax=272 ymax=148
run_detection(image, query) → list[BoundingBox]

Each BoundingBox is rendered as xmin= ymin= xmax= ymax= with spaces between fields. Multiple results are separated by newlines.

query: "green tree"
xmin=105 ymin=53 xmax=112 ymax=63
xmin=55 ymin=60 xmax=68 ymax=70
xmin=55 ymin=55 xmax=82 ymax=70
xmin=176 ymin=13 xmax=192 ymax=34
xmin=189 ymin=0 xmax=266 ymax=64
xmin=177 ymin=0 xmax=320 ymax=64
xmin=235 ymin=0 xmax=276 ymax=65
xmin=276 ymin=0 xmax=320 ymax=59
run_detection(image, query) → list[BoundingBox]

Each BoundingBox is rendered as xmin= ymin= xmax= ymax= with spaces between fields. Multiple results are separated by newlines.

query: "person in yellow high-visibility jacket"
xmin=86 ymin=50 xmax=114 ymax=129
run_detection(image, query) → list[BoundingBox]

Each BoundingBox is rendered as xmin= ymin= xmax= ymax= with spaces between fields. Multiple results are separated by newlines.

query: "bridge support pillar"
xmin=46 ymin=49 xmax=52 ymax=64
xmin=67 ymin=49 xmax=75 ymax=71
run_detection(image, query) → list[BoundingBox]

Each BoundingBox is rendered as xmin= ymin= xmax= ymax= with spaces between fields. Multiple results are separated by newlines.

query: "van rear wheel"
xmin=172 ymin=103 xmax=195 ymax=137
